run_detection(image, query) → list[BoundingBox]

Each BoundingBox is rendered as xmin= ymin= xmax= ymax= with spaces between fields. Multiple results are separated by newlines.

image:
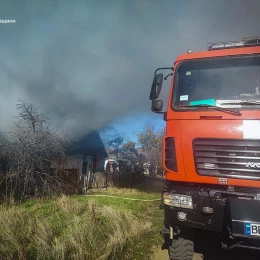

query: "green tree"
xmin=107 ymin=136 xmax=124 ymax=159
xmin=121 ymin=140 xmax=140 ymax=162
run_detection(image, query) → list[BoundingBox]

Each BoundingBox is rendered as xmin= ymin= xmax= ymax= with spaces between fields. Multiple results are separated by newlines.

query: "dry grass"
xmin=100 ymin=205 xmax=151 ymax=259
xmin=55 ymin=194 xmax=88 ymax=214
xmin=90 ymin=187 xmax=160 ymax=200
xmin=0 ymin=196 xmax=151 ymax=260
xmin=99 ymin=187 xmax=145 ymax=196
xmin=90 ymin=176 xmax=165 ymax=200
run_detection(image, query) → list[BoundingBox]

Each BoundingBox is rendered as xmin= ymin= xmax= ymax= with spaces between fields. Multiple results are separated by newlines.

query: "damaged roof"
xmin=72 ymin=131 xmax=107 ymax=158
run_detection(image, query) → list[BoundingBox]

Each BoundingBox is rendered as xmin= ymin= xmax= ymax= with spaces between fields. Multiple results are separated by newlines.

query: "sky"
xmin=0 ymin=0 xmax=259 ymax=145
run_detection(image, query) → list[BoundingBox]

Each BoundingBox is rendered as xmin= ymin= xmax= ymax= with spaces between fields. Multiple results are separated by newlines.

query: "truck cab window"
xmin=173 ymin=56 xmax=260 ymax=108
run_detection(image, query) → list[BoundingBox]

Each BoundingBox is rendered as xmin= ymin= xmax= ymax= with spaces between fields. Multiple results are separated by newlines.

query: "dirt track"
xmin=151 ymin=245 xmax=260 ymax=260
xmin=151 ymin=246 xmax=202 ymax=260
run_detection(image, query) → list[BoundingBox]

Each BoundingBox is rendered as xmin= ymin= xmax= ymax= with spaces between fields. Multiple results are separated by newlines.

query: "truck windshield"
xmin=172 ymin=55 xmax=260 ymax=109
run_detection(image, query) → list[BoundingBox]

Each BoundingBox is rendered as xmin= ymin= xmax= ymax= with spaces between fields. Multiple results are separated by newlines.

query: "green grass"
xmin=74 ymin=177 xmax=165 ymax=260
xmin=0 ymin=177 xmax=165 ymax=260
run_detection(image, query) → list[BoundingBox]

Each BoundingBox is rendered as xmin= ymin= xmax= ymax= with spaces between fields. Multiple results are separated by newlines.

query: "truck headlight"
xmin=180 ymin=195 xmax=193 ymax=209
xmin=163 ymin=193 xmax=193 ymax=209
xmin=164 ymin=193 xmax=181 ymax=207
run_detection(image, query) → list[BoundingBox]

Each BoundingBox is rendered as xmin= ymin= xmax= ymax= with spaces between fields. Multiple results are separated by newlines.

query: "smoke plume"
xmin=0 ymin=0 xmax=259 ymax=137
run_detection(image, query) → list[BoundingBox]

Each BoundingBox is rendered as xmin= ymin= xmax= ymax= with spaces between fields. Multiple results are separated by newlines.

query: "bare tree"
xmin=0 ymin=99 xmax=73 ymax=200
xmin=135 ymin=122 xmax=165 ymax=167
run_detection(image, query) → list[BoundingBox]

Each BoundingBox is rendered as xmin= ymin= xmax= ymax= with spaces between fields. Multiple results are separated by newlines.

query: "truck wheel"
xmin=168 ymin=237 xmax=194 ymax=260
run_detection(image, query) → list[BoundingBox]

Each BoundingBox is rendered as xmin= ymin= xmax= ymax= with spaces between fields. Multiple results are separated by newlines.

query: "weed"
xmin=0 ymin=197 xmax=151 ymax=260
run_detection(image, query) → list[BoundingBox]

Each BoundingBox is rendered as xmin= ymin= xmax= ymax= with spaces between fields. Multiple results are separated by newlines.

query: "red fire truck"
xmin=150 ymin=37 xmax=260 ymax=259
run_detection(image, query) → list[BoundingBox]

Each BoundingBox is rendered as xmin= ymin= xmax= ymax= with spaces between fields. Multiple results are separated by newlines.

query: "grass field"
xmin=0 ymin=176 xmax=165 ymax=260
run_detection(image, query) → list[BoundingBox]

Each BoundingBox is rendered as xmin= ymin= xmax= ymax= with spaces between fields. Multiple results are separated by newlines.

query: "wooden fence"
xmin=78 ymin=171 xmax=144 ymax=193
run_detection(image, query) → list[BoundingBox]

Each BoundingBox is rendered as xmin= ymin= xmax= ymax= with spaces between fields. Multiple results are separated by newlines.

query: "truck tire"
xmin=168 ymin=237 xmax=194 ymax=260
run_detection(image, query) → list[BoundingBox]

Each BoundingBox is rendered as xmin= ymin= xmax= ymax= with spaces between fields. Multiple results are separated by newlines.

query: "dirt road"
xmin=151 ymin=246 xmax=202 ymax=260
xmin=151 ymin=245 xmax=260 ymax=260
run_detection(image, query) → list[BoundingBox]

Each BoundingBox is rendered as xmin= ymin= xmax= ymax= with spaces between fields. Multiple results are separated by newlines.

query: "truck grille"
xmin=193 ymin=138 xmax=260 ymax=180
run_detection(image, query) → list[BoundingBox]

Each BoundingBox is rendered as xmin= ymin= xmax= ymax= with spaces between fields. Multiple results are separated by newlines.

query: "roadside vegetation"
xmin=0 ymin=101 xmax=165 ymax=259
xmin=0 ymin=177 xmax=164 ymax=260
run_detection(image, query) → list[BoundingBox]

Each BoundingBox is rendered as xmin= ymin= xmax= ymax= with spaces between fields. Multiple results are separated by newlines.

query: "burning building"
xmin=71 ymin=131 xmax=108 ymax=176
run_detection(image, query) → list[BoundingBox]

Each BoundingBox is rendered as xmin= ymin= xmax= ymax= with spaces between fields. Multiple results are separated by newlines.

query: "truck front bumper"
xmin=163 ymin=187 xmax=260 ymax=239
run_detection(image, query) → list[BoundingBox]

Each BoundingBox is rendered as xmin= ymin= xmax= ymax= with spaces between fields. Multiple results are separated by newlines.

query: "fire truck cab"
xmin=150 ymin=37 xmax=260 ymax=259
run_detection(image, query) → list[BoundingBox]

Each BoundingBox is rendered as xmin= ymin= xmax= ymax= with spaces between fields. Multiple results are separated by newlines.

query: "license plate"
xmin=245 ymin=222 xmax=260 ymax=236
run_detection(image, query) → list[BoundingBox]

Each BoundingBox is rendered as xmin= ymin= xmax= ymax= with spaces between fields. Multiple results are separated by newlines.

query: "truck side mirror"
xmin=149 ymin=73 xmax=163 ymax=100
xmin=151 ymin=100 xmax=163 ymax=112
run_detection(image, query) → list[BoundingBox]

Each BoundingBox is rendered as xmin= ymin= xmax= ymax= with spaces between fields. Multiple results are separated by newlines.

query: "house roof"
xmin=71 ymin=131 xmax=108 ymax=158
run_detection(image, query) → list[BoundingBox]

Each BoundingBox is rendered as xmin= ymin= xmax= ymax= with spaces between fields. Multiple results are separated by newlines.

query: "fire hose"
xmin=83 ymin=194 xmax=161 ymax=202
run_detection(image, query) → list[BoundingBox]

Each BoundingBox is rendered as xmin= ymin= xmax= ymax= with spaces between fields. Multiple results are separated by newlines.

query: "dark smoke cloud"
xmin=0 ymin=0 xmax=259 ymax=137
